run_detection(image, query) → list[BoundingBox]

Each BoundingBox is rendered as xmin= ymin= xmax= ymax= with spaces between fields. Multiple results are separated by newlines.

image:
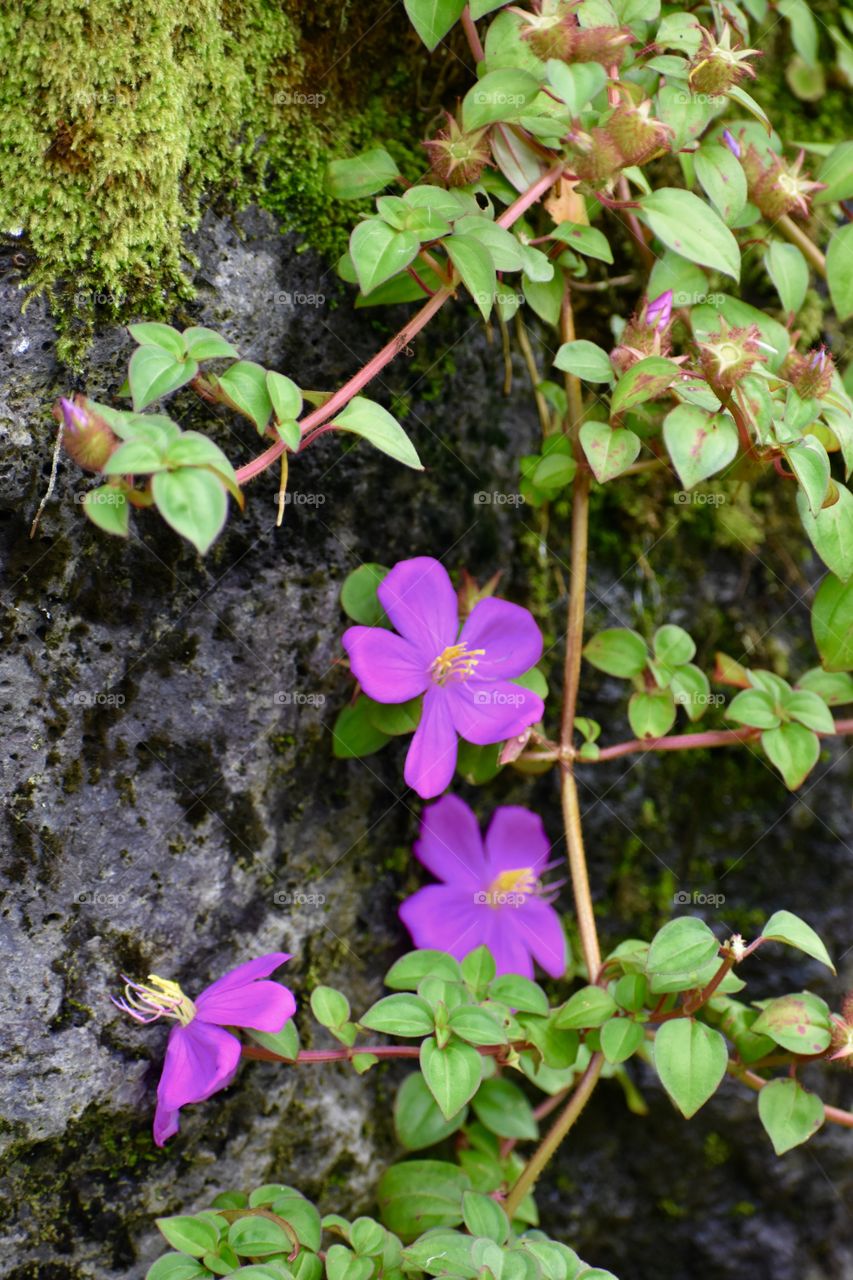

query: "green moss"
xmin=1 ymin=1 xmax=432 ymax=363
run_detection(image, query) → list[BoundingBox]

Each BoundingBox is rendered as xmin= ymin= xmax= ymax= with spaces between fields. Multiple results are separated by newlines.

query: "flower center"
xmin=430 ymin=641 xmax=485 ymax=685
xmin=483 ymin=866 xmax=539 ymax=907
xmin=112 ymin=974 xmax=197 ymax=1026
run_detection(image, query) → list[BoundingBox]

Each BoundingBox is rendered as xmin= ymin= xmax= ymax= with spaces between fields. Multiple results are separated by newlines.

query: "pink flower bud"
xmin=55 ymin=395 xmax=119 ymax=472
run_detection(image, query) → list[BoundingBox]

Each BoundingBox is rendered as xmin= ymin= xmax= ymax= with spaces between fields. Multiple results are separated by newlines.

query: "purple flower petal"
xmin=414 ymin=794 xmax=487 ymax=886
xmin=484 ymin=805 xmax=552 ymax=876
xmin=447 ymin=679 xmax=543 ymax=745
xmin=481 ymin=912 xmax=537 ymax=979
xmin=399 ymin=884 xmax=485 ymax=957
xmin=196 ymin=980 xmax=296 ymax=1032
xmin=199 ymin=952 xmax=292 ymax=1000
xmin=157 ymin=1020 xmax=241 ymax=1113
xmin=404 ymin=685 xmax=458 ymax=798
xmin=342 ymin=626 xmax=428 ymax=702
xmin=514 ymin=899 xmax=567 ymax=978
xmin=153 ymin=1100 xmax=180 ymax=1147
xmin=378 ymin=557 xmax=458 ymax=659
xmin=460 ymin=598 xmax=543 ymax=680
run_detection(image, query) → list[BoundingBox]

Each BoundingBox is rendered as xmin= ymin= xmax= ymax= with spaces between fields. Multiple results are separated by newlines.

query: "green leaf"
xmin=461 ymin=945 xmax=497 ymax=993
xmin=310 ymin=985 xmax=351 ymax=1027
xmin=472 ymin=1077 xmax=538 ymax=1140
xmin=369 ymin=697 xmax=422 ymax=735
xmin=151 ymin=468 xmax=228 ymax=554
xmin=326 ymin=148 xmax=400 ymax=199
xmin=761 ymin=722 xmax=820 ymax=789
xmin=267 ymin=371 xmax=303 ymax=428
xmin=663 ymin=404 xmax=739 ymax=489
xmin=638 ymin=188 xmax=741 ymax=280
xmin=761 ymin=910 xmax=835 ymax=973
xmin=248 ymin=1019 xmax=300 ymax=1061
xmin=333 ymin=396 xmax=423 ymax=470
xmin=350 ymin=219 xmax=420 ymax=295
xmin=600 ymin=1017 xmax=645 ymax=1065
xmin=812 ymin=572 xmax=853 ymax=671
xmin=421 ymin=1036 xmax=484 ymax=1119
xmin=341 ymin=563 xmax=390 ymax=626
xmin=156 ymin=1215 xmax=220 ymax=1257
xmin=445 ymin=234 xmax=497 ymax=321
xmin=403 ymin=1231 xmax=477 ymax=1277
xmin=129 ymin=322 xmax=186 ymax=357
xmin=326 ymin=1245 xmax=374 ymax=1280
xmin=671 ymin=664 xmax=712 ymax=721
xmin=550 ymin=221 xmax=613 ymax=263
xmin=453 ymin=216 xmax=526 ymax=272
xmin=726 ymin=688 xmax=781 ymax=730
xmin=129 ymin=346 xmax=197 ymax=412
xmin=611 ymin=356 xmax=680 ymax=415
xmin=827 ymin=224 xmax=853 ymax=320
xmin=489 ymin=974 xmax=549 ymax=1014
xmin=360 ymin=994 xmax=435 ymax=1037
xmin=228 ymin=1216 xmax=293 ymax=1256
xmin=763 ymin=242 xmax=809 ymax=313
xmin=461 ymin=69 xmax=541 ymax=130
xmin=378 ymin=1161 xmax=469 ymax=1240
xmin=545 ymin=59 xmax=608 ymax=114
xmin=694 ymin=144 xmax=748 ymax=225
xmin=583 ymin=629 xmax=647 ymax=678
xmin=787 ymin=440 xmax=831 ymax=516
xmin=751 ymin=992 xmax=832 ymax=1054
xmin=83 ymin=486 xmax=129 ymax=537
xmin=553 ymin=986 xmax=617 ymax=1030
xmin=386 ymin=951 xmax=462 ymax=990
xmin=102 ymin=438 xmax=167 ymax=476
xmin=797 ymin=486 xmax=853 ymax=582
xmin=182 ymin=327 xmax=239 ymax=360
xmin=215 ymin=360 xmax=273 ymax=432
xmin=462 ymin=1192 xmax=509 ymax=1245
xmin=447 ymin=1005 xmax=507 ymax=1046
xmin=394 ymin=1072 xmax=467 ymax=1150
xmin=628 ymin=688 xmax=676 ymax=739
xmin=146 ymin=1257 xmax=208 ymax=1280
xmin=404 ymin=0 xmax=466 ymax=49
xmin=646 ymin=917 xmax=720 ymax=980
xmin=653 ymin=625 xmax=695 ymax=666
xmin=797 ymin=667 xmax=853 ymax=705
xmin=815 ymin=140 xmax=853 ymax=204
xmin=554 ymin=340 xmax=613 ymax=383
xmin=348 ymin=1217 xmax=387 ymax=1256
xmin=332 ymin=697 xmax=392 ymax=759
xmin=163 ymin=433 xmax=242 ymax=501
xmin=579 ymin=421 xmax=641 ymax=483
xmin=653 ymin=1019 xmax=728 ymax=1117
xmin=782 ymin=689 xmax=835 ymax=733
xmin=758 ymin=1079 xmax=825 ymax=1155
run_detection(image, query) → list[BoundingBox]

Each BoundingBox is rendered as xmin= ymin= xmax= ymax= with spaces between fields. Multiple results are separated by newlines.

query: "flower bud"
xmin=741 ymin=145 xmax=825 ymax=220
xmin=423 ymin=115 xmax=491 ymax=188
xmin=521 ymin=14 xmax=634 ymax=65
xmin=603 ymin=100 xmax=671 ymax=167
xmin=783 ymin=346 xmax=835 ymax=399
xmin=55 ymin=395 xmax=119 ymax=472
xmin=610 ymin=291 xmax=674 ymax=373
xmin=569 ymin=127 xmax=625 ymax=187
xmin=829 ymin=1010 xmax=853 ymax=1065
xmin=688 ymin=24 xmax=759 ymax=96
xmin=698 ymin=320 xmax=764 ymax=389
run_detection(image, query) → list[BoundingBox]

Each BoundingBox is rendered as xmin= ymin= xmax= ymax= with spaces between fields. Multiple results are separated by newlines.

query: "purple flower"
xmin=722 ymin=129 xmax=741 ymax=158
xmin=342 ymin=557 xmax=545 ymax=798
xmin=399 ymin=794 xmax=567 ymax=979
xmin=644 ymin=289 xmax=672 ymax=332
xmin=113 ymin=953 xmax=295 ymax=1145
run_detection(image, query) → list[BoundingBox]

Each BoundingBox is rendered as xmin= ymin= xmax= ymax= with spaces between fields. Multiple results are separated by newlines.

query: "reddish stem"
xmin=583 ymin=719 xmax=853 ymax=763
xmin=461 ymin=5 xmax=485 ymax=62
xmin=241 ymin=1042 xmax=508 ymax=1064
xmin=234 ymin=165 xmax=564 ymax=486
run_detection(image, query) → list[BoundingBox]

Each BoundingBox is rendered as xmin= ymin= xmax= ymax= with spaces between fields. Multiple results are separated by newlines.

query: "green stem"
xmin=504 ymin=1053 xmax=605 ymax=1219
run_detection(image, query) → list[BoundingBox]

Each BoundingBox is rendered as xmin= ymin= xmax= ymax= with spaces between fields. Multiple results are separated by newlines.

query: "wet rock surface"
xmin=0 ymin=206 xmax=850 ymax=1279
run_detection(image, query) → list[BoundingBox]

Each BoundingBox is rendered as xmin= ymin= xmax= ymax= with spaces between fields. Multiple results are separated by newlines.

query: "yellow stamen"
xmin=117 ymin=974 xmax=197 ymax=1026
xmin=483 ymin=866 xmax=538 ymax=907
xmin=430 ymin=641 xmax=486 ymax=685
